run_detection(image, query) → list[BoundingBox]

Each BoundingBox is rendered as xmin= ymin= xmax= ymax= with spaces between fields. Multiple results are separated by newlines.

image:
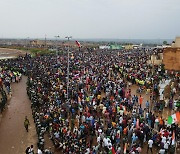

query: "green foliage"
xmin=163 ymin=41 xmax=167 ymax=45
xmin=0 ymin=46 xmax=55 ymax=56
xmin=29 ymin=49 xmax=55 ymax=56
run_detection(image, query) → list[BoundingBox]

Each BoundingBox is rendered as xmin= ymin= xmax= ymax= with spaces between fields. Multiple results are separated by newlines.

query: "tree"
xmin=163 ymin=41 xmax=167 ymax=45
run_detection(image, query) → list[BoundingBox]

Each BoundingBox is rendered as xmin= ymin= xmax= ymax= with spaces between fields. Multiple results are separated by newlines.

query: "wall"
xmin=172 ymin=37 xmax=180 ymax=48
xmin=147 ymin=54 xmax=163 ymax=65
xmin=163 ymin=48 xmax=180 ymax=71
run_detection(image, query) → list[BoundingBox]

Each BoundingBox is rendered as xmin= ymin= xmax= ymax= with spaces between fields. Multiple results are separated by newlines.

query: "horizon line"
xmin=0 ymin=37 xmax=176 ymax=40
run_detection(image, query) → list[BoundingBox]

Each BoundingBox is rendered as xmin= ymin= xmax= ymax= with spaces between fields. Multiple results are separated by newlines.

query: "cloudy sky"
xmin=0 ymin=0 xmax=180 ymax=39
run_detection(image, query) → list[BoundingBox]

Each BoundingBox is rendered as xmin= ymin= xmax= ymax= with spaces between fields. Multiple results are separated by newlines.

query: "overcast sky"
xmin=0 ymin=0 xmax=180 ymax=39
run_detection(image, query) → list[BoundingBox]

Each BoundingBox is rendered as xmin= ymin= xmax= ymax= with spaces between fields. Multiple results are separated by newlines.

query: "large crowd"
xmin=0 ymin=66 xmax=22 ymax=112
xmin=0 ymin=48 xmax=179 ymax=154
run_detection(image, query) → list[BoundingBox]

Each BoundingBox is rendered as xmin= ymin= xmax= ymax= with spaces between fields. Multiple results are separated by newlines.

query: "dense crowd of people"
xmin=0 ymin=86 xmax=7 ymax=113
xmin=0 ymin=48 xmax=179 ymax=154
xmin=0 ymin=66 xmax=22 ymax=112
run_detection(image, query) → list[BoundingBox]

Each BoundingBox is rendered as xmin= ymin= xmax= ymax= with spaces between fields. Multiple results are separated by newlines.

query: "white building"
xmin=99 ymin=45 xmax=110 ymax=49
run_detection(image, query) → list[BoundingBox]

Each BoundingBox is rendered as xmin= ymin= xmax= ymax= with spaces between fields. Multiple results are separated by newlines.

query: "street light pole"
xmin=65 ymin=36 xmax=72 ymax=101
xmin=150 ymin=53 xmax=155 ymax=111
xmin=54 ymin=35 xmax=60 ymax=56
xmin=26 ymin=37 xmax=29 ymax=50
xmin=45 ymin=34 xmax=47 ymax=50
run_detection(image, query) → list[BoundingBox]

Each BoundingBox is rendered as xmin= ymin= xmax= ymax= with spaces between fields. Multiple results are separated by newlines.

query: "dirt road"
xmin=0 ymin=76 xmax=37 ymax=154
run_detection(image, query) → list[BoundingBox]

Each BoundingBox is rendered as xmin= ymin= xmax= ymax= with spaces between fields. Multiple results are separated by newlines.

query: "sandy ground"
xmin=0 ymin=76 xmax=37 ymax=154
xmin=0 ymin=48 xmax=27 ymax=59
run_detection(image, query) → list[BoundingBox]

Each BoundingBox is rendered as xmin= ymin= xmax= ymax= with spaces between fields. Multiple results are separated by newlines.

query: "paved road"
xmin=0 ymin=76 xmax=37 ymax=154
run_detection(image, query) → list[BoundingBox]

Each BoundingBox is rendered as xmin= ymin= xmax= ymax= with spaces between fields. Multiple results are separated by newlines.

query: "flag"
xmin=123 ymin=106 xmax=127 ymax=115
xmin=111 ymin=146 xmax=116 ymax=154
xmin=172 ymin=131 xmax=175 ymax=145
xmin=176 ymin=111 xmax=180 ymax=122
xmin=109 ymin=146 xmax=116 ymax=154
xmin=136 ymin=119 xmax=139 ymax=129
xmin=75 ymin=41 xmax=81 ymax=48
xmin=124 ymin=143 xmax=127 ymax=154
xmin=168 ymin=112 xmax=180 ymax=124
xmin=168 ymin=116 xmax=173 ymax=124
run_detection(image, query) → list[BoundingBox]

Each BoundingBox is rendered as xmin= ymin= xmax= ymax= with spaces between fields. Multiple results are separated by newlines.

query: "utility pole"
xmin=65 ymin=36 xmax=72 ymax=102
xmin=45 ymin=34 xmax=47 ymax=50
xmin=151 ymin=53 xmax=155 ymax=111
xmin=26 ymin=37 xmax=29 ymax=50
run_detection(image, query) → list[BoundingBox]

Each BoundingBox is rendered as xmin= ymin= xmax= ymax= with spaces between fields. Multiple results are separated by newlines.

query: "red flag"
xmin=124 ymin=143 xmax=127 ymax=154
xmin=75 ymin=41 xmax=81 ymax=48
xmin=111 ymin=146 xmax=116 ymax=154
xmin=136 ymin=119 xmax=139 ymax=129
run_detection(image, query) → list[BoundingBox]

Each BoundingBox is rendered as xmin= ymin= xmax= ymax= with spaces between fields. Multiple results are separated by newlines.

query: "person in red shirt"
xmin=0 ymin=78 xmax=2 ymax=88
xmin=139 ymin=95 xmax=143 ymax=108
xmin=164 ymin=130 xmax=169 ymax=138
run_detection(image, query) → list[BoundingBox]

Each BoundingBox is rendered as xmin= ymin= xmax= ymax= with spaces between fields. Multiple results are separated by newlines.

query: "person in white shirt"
xmin=54 ymin=131 xmax=59 ymax=139
xmin=154 ymin=117 xmax=159 ymax=130
xmin=116 ymin=147 xmax=121 ymax=154
xmin=159 ymin=148 xmax=165 ymax=154
xmin=98 ymin=128 xmax=102 ymax=135
xmin=107 ymin=140 xmax=112 ymax=150
xmin=97 ymin=136 xmax=101 ymax=144
xmin=85 ymin=148 xmax=90 ymax=154
xmin=28 ymin=145 xmax=34 ymax=154
xmin=164 ymin=140 xmax=170 ymax=152
xmin=37 ymin=148 xmax=43 ymax=154
xmin=119 ymin=116 xmax=123 ymax=124
xmin=103 ymin=137 xmax=107 ymax=147
xmin=161 ymin=135 xmax=166 ymax=144
xmin=147 ymin=139 xmax=153 ymax=153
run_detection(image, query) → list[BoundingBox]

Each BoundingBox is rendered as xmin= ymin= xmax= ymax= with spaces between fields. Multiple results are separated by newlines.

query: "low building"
xmin=147 ymin=54 xmax=163 ymax=66
xmin=172 ymin=37 xmax=180 ymax=48
xmin=99 ymin=45 xmax=110 ymax=49
xmin=162 ymin=37 xmax=180 ymax=71
xmin=110 ymin=45 xmax=123 ymax=50
xmin=30 ymin=40 xmax=44 ymax=46
xmin=124 ymin=45 xmax=133 ymax=50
